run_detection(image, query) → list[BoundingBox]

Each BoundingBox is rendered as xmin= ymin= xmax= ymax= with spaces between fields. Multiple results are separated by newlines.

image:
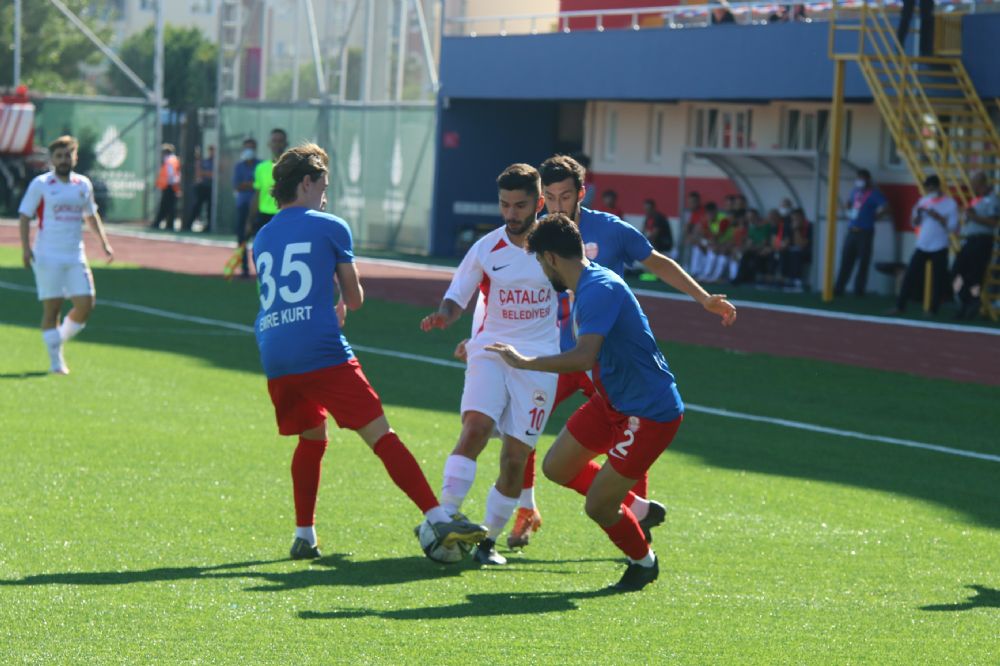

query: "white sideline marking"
xmin=1 ymin=278 xmax=996 ymax=464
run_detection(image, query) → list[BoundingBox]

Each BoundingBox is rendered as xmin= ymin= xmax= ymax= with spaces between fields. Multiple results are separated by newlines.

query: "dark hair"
xmin=526 ymin=212 xmax=583 ymax=259
xmin=924 ymin=174 xmax=941 ymax=189
xmin=270 ymin=128 xmax=288 ymax=140
xmin=496 ymin=163 xmax=541 ymax=197
xmin=243 ymin=137 xmax=257 ymax=147
xmin=271 ymin=142 xmax=329 ymax=205
xmin=705 ymin=201 xmax=718 ymax=212
xmin=539 ymin=154 xmax=585 ymax=190
xmin=602 ymin=190 xmax=617 ymax=200
xmin=688 ymin=191 xmax=701 ymax=199
xmin=49 ymin=135 xmax=78 ymax=153
xmin=857 ymin=168 xmax=871 ymax=181
xmin=644 ymin=199 xmax=655 ymax=207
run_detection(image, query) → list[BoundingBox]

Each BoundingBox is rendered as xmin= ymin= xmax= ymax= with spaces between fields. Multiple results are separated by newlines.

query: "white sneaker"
xmin=49 ymin=345 xmax=69 ymax=375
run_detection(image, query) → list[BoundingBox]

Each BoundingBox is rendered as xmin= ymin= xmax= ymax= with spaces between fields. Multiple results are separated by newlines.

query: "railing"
xmin=444 ymin=0 xmax=1000 ymax=37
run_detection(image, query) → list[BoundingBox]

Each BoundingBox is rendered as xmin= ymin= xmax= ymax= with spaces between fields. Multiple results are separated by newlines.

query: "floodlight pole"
xmin=154 ymin=0 xmax=165 ymax=156
xmin=13 ymin=0 xmax=22 ymax=86
xmin=823 ymin=59 xmax=846 ymax=302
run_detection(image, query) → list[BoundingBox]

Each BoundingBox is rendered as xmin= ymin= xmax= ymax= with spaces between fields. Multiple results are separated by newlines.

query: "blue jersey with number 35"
xmin=253 ymin=207 xmax=354 ymax=379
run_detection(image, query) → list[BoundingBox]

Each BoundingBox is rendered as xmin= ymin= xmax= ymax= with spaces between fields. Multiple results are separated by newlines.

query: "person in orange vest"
xmin=151 ymin=143 xmax=181 ymax=230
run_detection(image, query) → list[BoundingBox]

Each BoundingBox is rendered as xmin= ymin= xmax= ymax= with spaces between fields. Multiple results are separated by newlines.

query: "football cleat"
xmin=432 ymin=517 xmax=488 ymax=550
xmin=638 ymin=500 xmax=667 ymax=543
xmin=472 ymin=538 xmax=507 ymax=565
xmin=506 ymin=507 xmax=543 ymax=549
xmin=289 ymin=537 xmax=322 ymax=560
xmin=612 ymin=558 xmax=659 ymax=592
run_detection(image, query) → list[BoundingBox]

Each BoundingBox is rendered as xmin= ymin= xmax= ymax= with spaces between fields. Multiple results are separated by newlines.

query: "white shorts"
xmin=32 ymin=257 xmax=94 ymax=301
xmin=460 ymin=349 xmax=558 ymax=448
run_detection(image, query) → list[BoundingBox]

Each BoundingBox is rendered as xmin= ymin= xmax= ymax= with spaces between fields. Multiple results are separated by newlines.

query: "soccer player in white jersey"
xmin=421 ymin=163 xmax=559 ymax=565
xmin=18 ymin=135 xmax=114 ymax=374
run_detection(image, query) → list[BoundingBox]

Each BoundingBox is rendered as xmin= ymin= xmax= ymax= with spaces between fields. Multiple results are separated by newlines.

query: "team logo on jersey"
xmin=627 ymin=416 xmax=640 ymax=433
xmin=532 ymin=389 xmax=547 ymax=407
xmin=584 ymin=242 xmax=599 ymax=260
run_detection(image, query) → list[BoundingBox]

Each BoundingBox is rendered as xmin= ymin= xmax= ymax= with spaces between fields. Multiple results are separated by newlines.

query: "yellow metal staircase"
xmin=829 ymin=3 xmax=1000 ymax=320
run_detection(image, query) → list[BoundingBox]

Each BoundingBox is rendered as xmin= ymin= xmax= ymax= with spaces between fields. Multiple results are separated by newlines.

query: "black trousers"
xmin=952 ymin=234 xmax=995 ymax=305
xmin=154 ymin=188 xmax=178 ymax=229
xmin=834 ymin=228 xmax=875 ymax=296
xmin=897 ymin=0 xmax=934 ymax=56
xmin=184 ymin=181 xmax=213 ymax=230
xmin=896 ymin=248 xmax=950 ymax=312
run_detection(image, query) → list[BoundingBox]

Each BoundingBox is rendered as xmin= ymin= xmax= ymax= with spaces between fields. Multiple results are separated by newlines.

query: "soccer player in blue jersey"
xmin=487 ymin=213 xmax=735 ymax=591
xmin=502 ymin=154 xmax=737 ymax=549
xmin=252 ymin=143 xmax=486 ymax=560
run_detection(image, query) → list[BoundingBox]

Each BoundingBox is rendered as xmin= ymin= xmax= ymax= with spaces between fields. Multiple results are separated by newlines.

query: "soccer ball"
xmin=416 ymin=519 xmax=463 ymax=564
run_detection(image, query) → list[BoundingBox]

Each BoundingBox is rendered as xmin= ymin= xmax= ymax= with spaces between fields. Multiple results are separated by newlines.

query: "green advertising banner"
xmin=34 ymin=96 xmax=155 ymax=223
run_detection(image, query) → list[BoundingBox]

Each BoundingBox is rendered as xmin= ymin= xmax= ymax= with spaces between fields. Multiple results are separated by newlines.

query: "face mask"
xmin=855 ymin=179 xmax=867 ymax=189
xmin=240 ymin=148 xmax=255 ymax=161
xmin=778 ymin=207 xmax=790 ymax=217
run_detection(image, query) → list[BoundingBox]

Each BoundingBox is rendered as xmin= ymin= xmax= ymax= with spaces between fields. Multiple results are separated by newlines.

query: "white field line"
xmin=1 ymin=279 xmax=996 ymax=464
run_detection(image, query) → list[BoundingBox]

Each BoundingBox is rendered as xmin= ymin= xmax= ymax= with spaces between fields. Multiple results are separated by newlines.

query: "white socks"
xmin=59 ymin=317 xmax=85 ymax=341
xmin=440 ymin=455 xmax=477 ymax=516
xmin=518 ymin=487 xmax=535 ymax=510
xmin=424 ymin=506 xmax=451 ymax=525
xmin=631 ymin=549 xmax=657 ymax=568
xmin=628 ymin=496 xmax=650 ymax=521
xmin=42 ymin=328 xmax=66 ymax=373
xmin=484 ymin=485 xmax=519 ymax=540
xmin=295 ymin=525 xmax=317 ymax=546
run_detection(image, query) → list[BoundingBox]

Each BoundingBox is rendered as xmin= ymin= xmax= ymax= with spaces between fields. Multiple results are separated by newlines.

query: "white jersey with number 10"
xmin=445 ymin=226 xmax=559 ymax=357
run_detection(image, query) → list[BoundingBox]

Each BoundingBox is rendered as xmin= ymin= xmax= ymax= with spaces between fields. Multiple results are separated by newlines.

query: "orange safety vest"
xmin=156 ymin=154 xmax=181 ymax=193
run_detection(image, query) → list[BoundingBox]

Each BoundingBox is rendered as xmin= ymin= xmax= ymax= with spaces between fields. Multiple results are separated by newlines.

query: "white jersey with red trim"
xmin=445 ymin=226 xmax=559 ymax=356
xmin=18 ymin=171 xmax=98 ymax=262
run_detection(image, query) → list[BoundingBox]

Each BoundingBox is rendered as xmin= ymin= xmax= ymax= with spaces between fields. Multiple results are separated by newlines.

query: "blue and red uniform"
xmin=566 ymin=262 xmax=683 ymax=479
xmin=555 ymin=207 xmax=655 ymax=406
xmin=253 ymin=206 xmax=383 ymax=435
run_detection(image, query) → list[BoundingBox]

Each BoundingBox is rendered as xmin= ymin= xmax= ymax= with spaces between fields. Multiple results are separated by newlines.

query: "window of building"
xmin=782 ymin=107 xmax=853 ymax=153
xmin=691 ymin=106 xmax=753 ymax=149
xmin=648 ymin=107 xmax=665 ymax=163
xmin=603 ymin=106 xmax=618 ymax=161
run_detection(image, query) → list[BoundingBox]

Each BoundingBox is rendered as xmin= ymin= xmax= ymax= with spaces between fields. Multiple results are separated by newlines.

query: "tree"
xmin=107 ymin=24 xmax=217 ymax=111
xmin=0 ymin=0 xmax=112 ymax=94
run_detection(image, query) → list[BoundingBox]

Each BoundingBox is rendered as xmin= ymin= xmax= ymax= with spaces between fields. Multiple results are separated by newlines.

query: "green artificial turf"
xmin=0 ymin=247 xmax=997 ymax=664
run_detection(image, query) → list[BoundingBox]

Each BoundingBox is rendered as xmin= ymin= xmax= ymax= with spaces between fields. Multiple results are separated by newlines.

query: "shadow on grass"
xmin=0 ymin=371 xmax=49 ymax=379
xmin=0 ymin=554 xmax=477 ymax=592
xmin=300 ymin=587 xmax=623 ymax=621
xmin=920 ymin=585 xmax=1000 ymax=612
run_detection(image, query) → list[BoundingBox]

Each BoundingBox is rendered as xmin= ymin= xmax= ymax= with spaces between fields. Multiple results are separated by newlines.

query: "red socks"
xmin=291 ymin=436 xmax=328 ymax=527
xmin=564 ymin=461 xmax=638 ymax=506
xmin=373 ymin=432 xmax=439 ymax=514
xmin=627 ymin=473 xmax=649 ymax=506
xmin=522 ymin=450 xmax=536 ymax=488
xmin=602 ymin=506 xmax=650 ymax=560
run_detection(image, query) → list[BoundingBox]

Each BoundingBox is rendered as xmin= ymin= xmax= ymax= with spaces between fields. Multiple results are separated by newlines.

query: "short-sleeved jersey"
xmin=911 ymin=194 xmax=959 ymax=252
xmin=447 ymin=226 xmax=559 ymax=357
xmin=253 ymin=206 xmax=354 ymax=379
xmin=557 ymin=207 xmax=654 ymax=351
xmin=573 ymin=262 xmax=683 ymax=422
xmin=847 ymin=187 xmax=887 ymax=231
xmin=253 ymin=160 xmax=279 ymax=215
xmin=964 ymin=189 xmax=1000 ymax=237
xmin=18 ymin=171 xmax=97 ymax=262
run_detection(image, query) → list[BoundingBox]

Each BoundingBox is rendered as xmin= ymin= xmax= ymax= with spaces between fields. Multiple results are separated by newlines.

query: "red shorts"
xmin=566 ymin=392 xmax=682 ymax=480
xmin=266 ymin=359 xmax=384 ymax=436
xmin=554 ymin=371 xmax=596 ymax=409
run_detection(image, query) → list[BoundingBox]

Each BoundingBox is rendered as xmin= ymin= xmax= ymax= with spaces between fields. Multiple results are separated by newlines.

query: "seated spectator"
xmin=734 ymin=208 xmax=774 ymax=284
xmin=688 ymin=202 xmax=731 ymax=280
xmin=780 ymin=208 xmax=813 ymax=291
xmin=600 ymin=189 xmax=624 ymax=219
xmin=682 ymin=191 xmax=707 ymax=268
xmin=705 ymin=213 xmax=747 ymax=283
xmin=888 ymin=175 xmax=958 ymax=315
xmin=643 ymin=199 xmax=674 ymax=255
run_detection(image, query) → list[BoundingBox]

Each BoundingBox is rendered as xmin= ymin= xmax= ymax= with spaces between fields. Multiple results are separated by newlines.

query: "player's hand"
xmin=336 ymin=297 xmax=347 ymax=327
xmin=22 ymin=248 xmax=33 ymax=268
xmin=484 ymin=342 xmax=529 ymax=369
xmin=704 ymin=294 xmax=737 ymax=327
xmin=420 ymin=312 xmax=449 ymax=332
xmin=103 ymin=243 xmax=115 ymax=264
xmin=454 ymin=338 xmax=469 ymax=363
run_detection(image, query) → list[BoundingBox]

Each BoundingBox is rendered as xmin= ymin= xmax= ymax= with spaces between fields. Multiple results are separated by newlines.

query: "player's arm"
xmin=85 ymin=213 xmax=114 ymax=262
xmin=336 ymin=261 xmax=363 ymax=310
xmin=486 ymin=334 xmax=603 ymax=373
xmin=640 ymin=251 xmax=737 ymax=326
xmin=18 ymin=213 xmax=33 ymax=268
xmin=421 ymin=298 xmax=464 ymax=331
